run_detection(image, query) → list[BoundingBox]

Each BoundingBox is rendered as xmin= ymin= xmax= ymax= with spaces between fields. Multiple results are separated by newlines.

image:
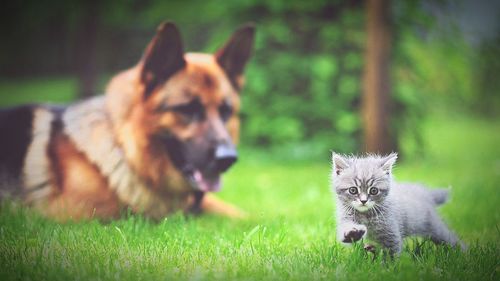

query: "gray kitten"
xmin=331 ymin=152 xmax=465 ymax=255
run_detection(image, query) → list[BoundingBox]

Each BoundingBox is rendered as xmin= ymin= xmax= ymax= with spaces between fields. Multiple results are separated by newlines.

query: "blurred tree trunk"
xmin=75 ymin=0 xmax=100 ymax=98
xmin=361 ymin=0 xmax=397 ymax=154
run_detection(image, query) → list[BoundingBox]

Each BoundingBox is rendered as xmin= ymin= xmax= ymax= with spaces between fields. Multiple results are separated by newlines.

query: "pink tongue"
xmin=193 ymin=170 xmax=221 ymax=192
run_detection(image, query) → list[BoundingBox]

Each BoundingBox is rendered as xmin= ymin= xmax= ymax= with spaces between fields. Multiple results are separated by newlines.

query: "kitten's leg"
xmin=363 ymin=244 xmax=377 ymax=254
xmin=381 ymin=235 xmax=403 ymax=256
xmin=337 ymin=220 xmax=367 ymax=243
xmin=428 ymin=213 xmax=466 ymax=250
xmin=372 ymin=225 xmax=403 ymax=256
xmin=336 ymin=203 xmax=366 ymax=243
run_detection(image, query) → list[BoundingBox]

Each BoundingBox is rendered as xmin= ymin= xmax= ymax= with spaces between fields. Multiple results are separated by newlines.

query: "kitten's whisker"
xmin=377 ymin=205 xmax=387 ymax=221
xmin=371 ymin=205 xmax=379 ymax=220
xmin=373 ymin=205 xmax=386 ymax=222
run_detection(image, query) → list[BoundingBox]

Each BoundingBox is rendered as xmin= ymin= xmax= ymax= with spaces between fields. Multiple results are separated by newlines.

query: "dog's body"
xmin=0 ymin=22 xmax=255 ymax=221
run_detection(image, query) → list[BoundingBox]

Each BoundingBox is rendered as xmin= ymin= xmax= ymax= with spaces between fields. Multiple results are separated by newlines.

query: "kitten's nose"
xmin=360 ymin=199 xmax=367 ymax=205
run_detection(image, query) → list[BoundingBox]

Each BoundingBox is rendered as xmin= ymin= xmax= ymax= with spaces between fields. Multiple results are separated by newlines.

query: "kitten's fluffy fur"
xmin=331 ymin=153 xmax=465 ymax=254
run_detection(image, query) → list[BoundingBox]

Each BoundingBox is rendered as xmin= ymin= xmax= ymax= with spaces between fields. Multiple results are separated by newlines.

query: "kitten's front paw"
xmin=342 ymin=225 xmax=367 ymax=243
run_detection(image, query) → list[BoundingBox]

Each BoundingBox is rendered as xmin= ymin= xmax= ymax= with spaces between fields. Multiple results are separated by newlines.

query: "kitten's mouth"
xmin=353 ymin=203 xmax=373 ymax=212
xmin=355 ymin=206 xmax=370 ymax=212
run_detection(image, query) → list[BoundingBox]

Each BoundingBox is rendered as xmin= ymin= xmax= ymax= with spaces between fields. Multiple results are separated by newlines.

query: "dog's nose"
xmin=214 ymin=144 xmax=237 ymax=172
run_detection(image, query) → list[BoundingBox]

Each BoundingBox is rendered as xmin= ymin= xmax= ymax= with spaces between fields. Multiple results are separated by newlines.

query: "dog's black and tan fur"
xmin=0 ymin=22 xmax=255 ymax=221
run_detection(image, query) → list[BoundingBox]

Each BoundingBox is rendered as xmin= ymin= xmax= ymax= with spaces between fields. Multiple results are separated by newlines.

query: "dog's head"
xmin=106 ymin=22 xmax=254 ymax=193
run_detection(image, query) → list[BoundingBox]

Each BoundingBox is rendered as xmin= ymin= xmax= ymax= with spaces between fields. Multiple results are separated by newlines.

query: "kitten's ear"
xmin=380 ymin=153 xmax=398 ymax=174
xmin=332 ymin=152 xmax=350 ymax=176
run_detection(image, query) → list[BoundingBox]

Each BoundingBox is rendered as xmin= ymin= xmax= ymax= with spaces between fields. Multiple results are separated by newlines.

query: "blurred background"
xmin=0 ymin=0 xmax=498 ymax=160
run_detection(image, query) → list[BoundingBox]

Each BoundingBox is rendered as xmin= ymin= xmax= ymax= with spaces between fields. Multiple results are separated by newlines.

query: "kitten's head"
xmin=331 ymin=152 xmax=397 ymax=212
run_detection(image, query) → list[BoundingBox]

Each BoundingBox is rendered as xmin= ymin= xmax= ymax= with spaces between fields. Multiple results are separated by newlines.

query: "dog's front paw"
xmin=342 ymin=225 xmax=367 ymax=243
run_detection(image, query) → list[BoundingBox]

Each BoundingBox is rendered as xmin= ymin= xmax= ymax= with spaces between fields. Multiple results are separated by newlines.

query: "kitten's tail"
xmin=430 ymin=188 xmax=450 ymax=205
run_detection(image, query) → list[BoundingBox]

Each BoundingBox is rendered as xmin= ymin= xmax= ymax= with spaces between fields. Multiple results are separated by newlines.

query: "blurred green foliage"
xmin=126 ymin=0 xmax=369 ymax=155
xmin=237 ymin=3 xmax=365 ymax=155
xmin=0 ymin=0 xmax=497 ymax=157
xmin=475 ymin=35 xmax=500 ymax=116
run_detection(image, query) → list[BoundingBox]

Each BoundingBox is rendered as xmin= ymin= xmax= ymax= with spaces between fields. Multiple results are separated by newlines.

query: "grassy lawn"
xmin=0 ymin=80 xmax=499 ymax=280
xmin=0 ymin=77 xmax=77 ymax=107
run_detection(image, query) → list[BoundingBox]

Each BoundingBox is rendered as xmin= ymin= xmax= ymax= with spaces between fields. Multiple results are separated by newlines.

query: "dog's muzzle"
xmin=214 ymin=144 xmax=237 ymax=173
xmin=177 ymin=142 xmax=238 ymax=193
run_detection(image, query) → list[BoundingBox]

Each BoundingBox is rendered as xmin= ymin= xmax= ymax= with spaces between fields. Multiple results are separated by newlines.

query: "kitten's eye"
xmin=348 ymin=187 xmax=358 ymax=195
xmin=369 ymin=187 xmax=379 ymax=195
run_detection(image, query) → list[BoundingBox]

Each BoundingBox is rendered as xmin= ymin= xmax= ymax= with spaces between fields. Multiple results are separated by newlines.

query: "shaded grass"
xmin=0 ymin=77 xmax=77 ymax=107
xmin=0 ymin=79 xmax=498 ymax=280
xmin=396 ymin=114 xmax=500 ymax=241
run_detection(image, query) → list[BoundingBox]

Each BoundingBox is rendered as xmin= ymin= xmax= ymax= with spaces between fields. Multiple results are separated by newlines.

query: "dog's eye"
xmin=348 ymin=187 xmax=358 ymax=195
xmin=173 ymin=99 xmax=205 ymax=122
xmin=219 ymin=102 xmax=233 ymax=122
xmin=369 ymin=187 xmax=379 ymax=195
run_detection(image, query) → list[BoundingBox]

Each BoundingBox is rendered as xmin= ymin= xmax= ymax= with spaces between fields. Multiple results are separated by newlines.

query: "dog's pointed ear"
xmin=215 ymin=23 xmax=255 ymax=91
xmin=141 ymin=21 xmax=186 ymax=99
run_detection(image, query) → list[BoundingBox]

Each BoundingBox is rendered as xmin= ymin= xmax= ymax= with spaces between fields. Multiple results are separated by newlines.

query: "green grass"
xmin=0 ymin=77 xmax=77 ymax=107
xmin=0 ymin=80 xmax=499 ymax=280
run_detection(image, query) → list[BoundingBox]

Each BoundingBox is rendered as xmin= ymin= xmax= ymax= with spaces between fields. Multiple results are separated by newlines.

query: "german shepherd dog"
xmin=0 ymin=22 xmax=255 ymax=221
